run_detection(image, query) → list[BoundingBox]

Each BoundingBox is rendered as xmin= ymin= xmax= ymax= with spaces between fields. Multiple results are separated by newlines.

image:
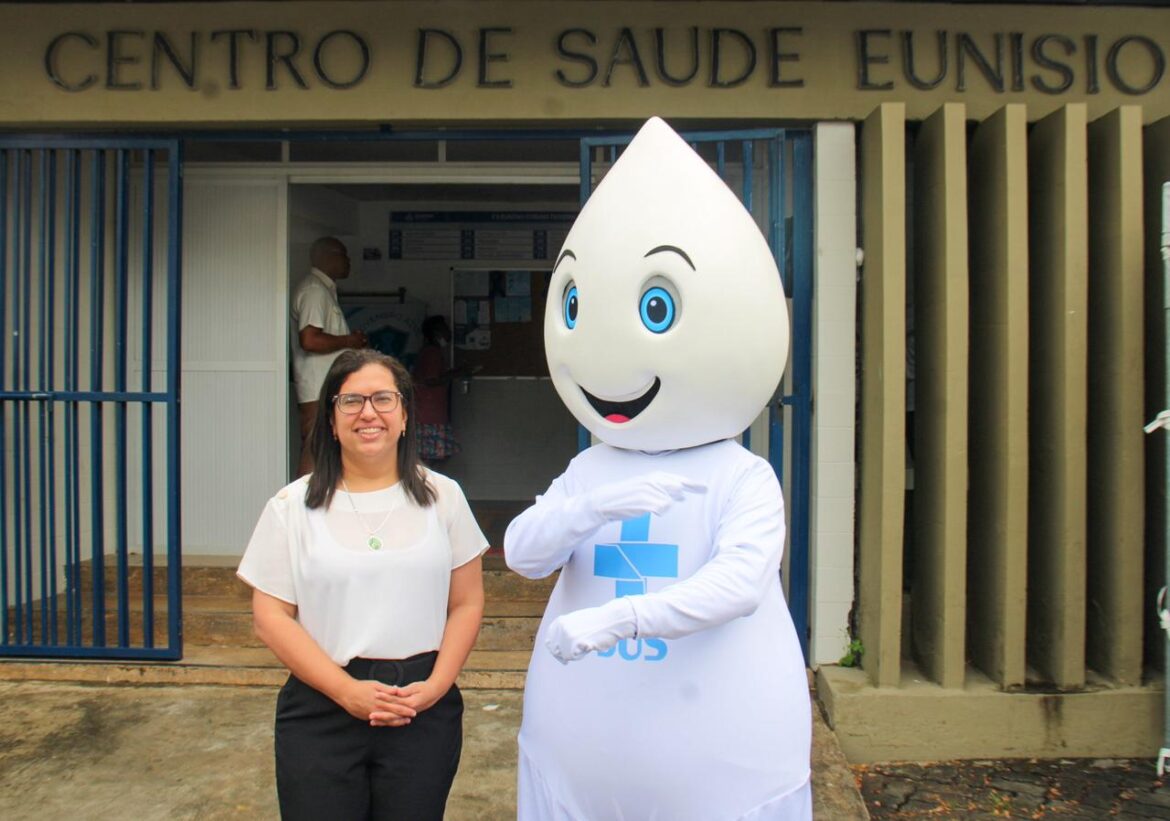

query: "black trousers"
xmin=274 ymin=651 xmax=463 ymax=821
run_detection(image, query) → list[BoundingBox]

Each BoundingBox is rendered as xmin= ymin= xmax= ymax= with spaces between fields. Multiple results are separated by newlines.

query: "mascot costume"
xmin=505 ymin=117 xmax=812 ymax=820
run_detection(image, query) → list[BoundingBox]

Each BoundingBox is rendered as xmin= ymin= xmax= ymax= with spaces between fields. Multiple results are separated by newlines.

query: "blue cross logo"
xmin=593 ymin=513 xmax=679 ymax=597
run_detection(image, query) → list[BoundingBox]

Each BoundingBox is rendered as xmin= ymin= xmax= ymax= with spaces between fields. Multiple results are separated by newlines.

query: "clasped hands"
xmin=341 ymin=677 xmax=445 ymax=727
xmin=544 ymin=471 xmax=706 ymax=664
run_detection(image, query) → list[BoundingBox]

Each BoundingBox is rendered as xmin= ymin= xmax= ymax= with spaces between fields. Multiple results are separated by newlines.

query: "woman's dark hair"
xmin=421 ymin=315 xmax=448 ymax=345
xmin=305 ymin=349 xmax=436 ymax=510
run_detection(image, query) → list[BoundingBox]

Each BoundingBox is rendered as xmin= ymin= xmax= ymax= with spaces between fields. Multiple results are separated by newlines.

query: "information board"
xmin=452 ymin=268 xmax=551 ymax=377
xmin=389 ymin=211 xmax=573 ymax=262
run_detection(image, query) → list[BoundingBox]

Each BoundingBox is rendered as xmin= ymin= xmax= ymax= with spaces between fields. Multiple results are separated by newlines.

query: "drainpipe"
xmin=1148 ymin=182 xmax=1170 ymax=778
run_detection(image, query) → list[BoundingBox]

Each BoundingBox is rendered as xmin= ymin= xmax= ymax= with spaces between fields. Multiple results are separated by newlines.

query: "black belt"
xmin=343 ymin=651 xmax=438 ymax=686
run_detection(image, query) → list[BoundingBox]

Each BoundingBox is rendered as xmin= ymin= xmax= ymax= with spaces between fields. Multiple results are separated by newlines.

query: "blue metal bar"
xmin=778 ymin=137 xmax=790 ymax=295
xmin=37 ymin=150 xmax=57 ymax=644
xmin=582 ymin=127 xmax=785 ymax=151
xmin=789 ymin=133 xmax=815 ymax=661
xmin=46 ymin=151 xmax=59 ymax=645
xmin=768 ymin=134 xmax=788 ymax=494
xmin=63 ymin=149 xmax=78 ymax=646
xmin=164 ymin=141 xmax=183 ymax=657
xmin=0 ymin=137 xmax=206 ymax=150
xmin=0 ymin=389 xmax=170 ymax=402
xmin=19 ymin=149 xmax=32 ymax=644
xmin=113 ymin=149 xmax=129 ymax=648
xmin=9 ymin=149 xmax=22 ymax=643
xmin=769 ymin=138 xmax=783 ymax=295
xmin=742 ymin=141 xmax=754 ymax=214
xmin=767 ymin=134 xmax=788 ymax=568
xmin=89 ymin=149 xmax=106 ymax=647
xmin=716 ymin=142 xmax=726 ymax=181
xmin=68 ymin=152 xmax=82 ymax=647
xmin=141 ymin=150 xmax=155 ymax=648
xmin=0 ymin=643 xmax=184 ymax=660
xmin=576 ymin=140 xmax=593 ymax=454
xmin=0 ymin=129 xmax=631 ymax=149
xmin=36 ymin=150 xmax=48 ymax=643
xmin=769 ymin=399 xmax=786 ymax=485
xmin=740 ymin=140 xmax=754 ymax=452
xmin=0 ymin=150 xmax=7 ymax=646
xmin=577 ymin=140 xmax=592 ymax=230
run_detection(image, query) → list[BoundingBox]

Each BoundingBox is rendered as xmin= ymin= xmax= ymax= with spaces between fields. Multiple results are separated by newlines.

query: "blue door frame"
xmin=0 ymin=138 xmax=184 ymax=660
xmin=579 ymin=128 xmax=814 ymax=659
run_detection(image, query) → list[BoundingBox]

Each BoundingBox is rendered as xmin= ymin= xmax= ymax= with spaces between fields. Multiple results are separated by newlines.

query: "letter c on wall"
xmin=45 ymin=32 xmax=99 ymax=91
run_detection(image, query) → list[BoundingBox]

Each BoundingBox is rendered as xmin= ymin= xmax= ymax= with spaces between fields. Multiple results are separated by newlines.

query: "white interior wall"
xmin=180 ymin=172 xmax=289 ymax=555
xmin=447 ymin=378 xmax=578 ymax=500
xmin=352 ymin=196 xmax=579 ymax=500
xmin=287 ymin=188 xmax=580 ymax=501
xmin=288 ymin=184 xmax=360 ymax=282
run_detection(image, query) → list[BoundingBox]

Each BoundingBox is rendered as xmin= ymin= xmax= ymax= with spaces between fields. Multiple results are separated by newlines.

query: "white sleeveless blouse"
xmin=238 ymin=470 xmax=488 ymax=664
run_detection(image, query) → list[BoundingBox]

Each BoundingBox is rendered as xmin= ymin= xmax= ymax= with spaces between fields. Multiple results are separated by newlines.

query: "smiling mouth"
xmin=580 ymin=378 xmax=661 ymax=424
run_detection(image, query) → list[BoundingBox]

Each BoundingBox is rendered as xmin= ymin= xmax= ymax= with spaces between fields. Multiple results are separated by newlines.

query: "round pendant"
xmin=368 ymin=536 xmax=382 ymax=551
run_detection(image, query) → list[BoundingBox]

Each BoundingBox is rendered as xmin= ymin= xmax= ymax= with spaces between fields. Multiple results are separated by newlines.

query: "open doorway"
xmin=286 ymin=178 xmax=580 ymax=549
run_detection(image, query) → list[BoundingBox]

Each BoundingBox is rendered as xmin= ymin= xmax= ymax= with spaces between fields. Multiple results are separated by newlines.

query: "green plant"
xmin=839 ymin=637 xmax=864 ymax=667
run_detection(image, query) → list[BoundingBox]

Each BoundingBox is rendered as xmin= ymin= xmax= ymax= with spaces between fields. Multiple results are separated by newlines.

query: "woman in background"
xmin=412 ymin=315 xmax=473 ymax=464
xmin=238 ymin=349 xmax=487 ymax=820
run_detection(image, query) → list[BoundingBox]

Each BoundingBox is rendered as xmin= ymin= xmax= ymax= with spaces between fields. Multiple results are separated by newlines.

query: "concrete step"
xmin=0 ymin=646 xmax=531 ymax=689
xmin=6 ymin=594 xmax=545 ymax=654
xmin=9 ymin=553 xmax=551 ymax=688
xmin=9 ymin=596 xmax=545 ymax=651
xmin=78 ymin=555 xmax=557 ymax=602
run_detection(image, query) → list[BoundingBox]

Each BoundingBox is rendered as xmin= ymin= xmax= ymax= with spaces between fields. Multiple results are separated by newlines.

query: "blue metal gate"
xmin=579 ymin=128 xmax=814 ymax=658
xmin=0 ymin=138 xmax=183 ymax=660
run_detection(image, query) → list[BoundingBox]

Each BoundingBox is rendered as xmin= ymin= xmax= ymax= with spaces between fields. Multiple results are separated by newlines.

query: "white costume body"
xmin=506 ymin=117 xmax=811 ymax=820
xmin=507 ymin=441 xmax=811 ymax=820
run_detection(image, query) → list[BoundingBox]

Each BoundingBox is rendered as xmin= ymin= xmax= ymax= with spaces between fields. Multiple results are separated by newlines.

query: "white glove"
xmin=505 ymin=472 xmax=706 ymax=579
xmin=544 ymin=597 xmax=638 ymax=664
xmin=585 ymin=472 xmax=707 ymax=523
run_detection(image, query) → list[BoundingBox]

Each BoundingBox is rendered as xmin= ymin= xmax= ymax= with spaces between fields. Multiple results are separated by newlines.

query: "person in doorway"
xmin=291 ymin=237 xmax=367 ymax=476
xmin=238 ymin=349 xmax=487 ymax=821
xmin=412 ymin=315 xmax=475 ymax=465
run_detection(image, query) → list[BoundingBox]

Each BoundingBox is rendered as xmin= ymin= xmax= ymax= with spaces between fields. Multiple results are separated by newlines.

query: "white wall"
xmin=288 ymin=184 xmax=360 ymax=284
xmin=179 ymin=172 xmax=289 ymax=555
xmin=287 ymin=187 xmax=580 ymax=500
xmin=446 ymin=377 xmax=578 ymax=500
xmin=810 ymin=123 xmax=859 ymax=666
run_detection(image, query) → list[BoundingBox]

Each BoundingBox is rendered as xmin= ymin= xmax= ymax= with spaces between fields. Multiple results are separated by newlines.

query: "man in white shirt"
xmin=291 ymin=237 xmax=367 ymax=475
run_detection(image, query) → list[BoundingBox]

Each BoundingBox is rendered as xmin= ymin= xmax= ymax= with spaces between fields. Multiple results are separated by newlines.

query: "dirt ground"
xmin=855 ymin=757 xmax=1170 ymax=820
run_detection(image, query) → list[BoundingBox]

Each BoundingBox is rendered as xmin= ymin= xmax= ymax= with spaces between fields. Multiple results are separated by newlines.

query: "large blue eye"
xmin=639 ymin=286 xmax=675 ymax=333
xmin=563 ymin=284 xmax=579 ymax=329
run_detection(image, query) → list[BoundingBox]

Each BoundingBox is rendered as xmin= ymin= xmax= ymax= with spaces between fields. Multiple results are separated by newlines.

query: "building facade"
xmin=1 ymin=0 xmax=1168 ymax=761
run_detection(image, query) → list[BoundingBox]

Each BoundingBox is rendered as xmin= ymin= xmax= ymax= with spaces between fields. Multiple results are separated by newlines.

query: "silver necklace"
xmin=340 ymin=478 xmax=396 ymax=550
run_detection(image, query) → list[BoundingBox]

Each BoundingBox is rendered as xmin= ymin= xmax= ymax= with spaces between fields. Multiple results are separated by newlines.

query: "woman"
xmin=238 ymin=348 xmax=487 ymax=820
xmin=412 ymin=315 xmax=470 ymax=464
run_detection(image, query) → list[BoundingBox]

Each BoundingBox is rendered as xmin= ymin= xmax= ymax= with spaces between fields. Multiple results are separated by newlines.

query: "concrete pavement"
xmin=0 ymin=680 xmax=868 ymax=820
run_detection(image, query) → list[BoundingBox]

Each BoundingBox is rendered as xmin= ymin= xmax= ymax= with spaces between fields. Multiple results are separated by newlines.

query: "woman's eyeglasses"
xmin=333 ymin=391 xmax=403 ymax=414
